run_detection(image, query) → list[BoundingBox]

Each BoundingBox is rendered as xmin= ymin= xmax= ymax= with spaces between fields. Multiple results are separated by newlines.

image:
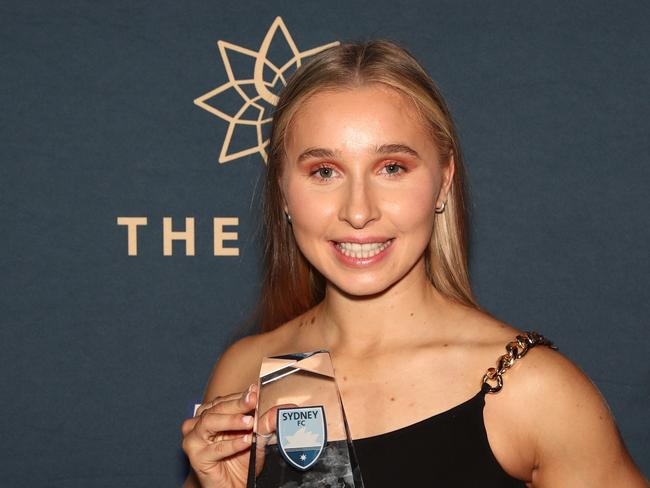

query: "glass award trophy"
xmin=246 ymin=350 xmax=365 ymax=487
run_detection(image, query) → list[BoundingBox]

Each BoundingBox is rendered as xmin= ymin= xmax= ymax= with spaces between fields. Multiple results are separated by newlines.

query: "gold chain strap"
xmin=482 ymin=331 xmax=557 ymax=394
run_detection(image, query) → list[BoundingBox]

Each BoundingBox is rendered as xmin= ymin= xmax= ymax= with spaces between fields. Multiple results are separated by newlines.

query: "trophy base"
xmin=251 ymin=439 xmax=363 ymax=487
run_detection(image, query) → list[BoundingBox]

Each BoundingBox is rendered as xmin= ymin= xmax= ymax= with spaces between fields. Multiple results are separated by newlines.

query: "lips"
xmin=330 ymin=238 xmax=395 ymax=266
xmin=335 ymin=239 xmax=393 ymax=258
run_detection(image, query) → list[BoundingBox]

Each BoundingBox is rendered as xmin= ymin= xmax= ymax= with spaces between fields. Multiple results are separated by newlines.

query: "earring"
xmin=434 ymin=201 xmax=446 ymax=213
xmin=285 ymin=212 xmax=293 ymax=224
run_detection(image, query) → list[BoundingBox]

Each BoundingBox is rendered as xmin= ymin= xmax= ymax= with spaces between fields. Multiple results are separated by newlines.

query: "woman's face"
xmin=280 ymin=84 xmax=454 ymax=297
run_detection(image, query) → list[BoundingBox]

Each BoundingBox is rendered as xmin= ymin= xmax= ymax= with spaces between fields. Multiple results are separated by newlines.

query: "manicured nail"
xmin=242 ymin=415 xmax=253 ymax=425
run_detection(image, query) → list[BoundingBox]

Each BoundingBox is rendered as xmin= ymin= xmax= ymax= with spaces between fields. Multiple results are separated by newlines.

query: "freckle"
xmin=408 ymin=402 xmax=415 ymax=407
xmin=443 ymin=343 xmax=448 ymax=347
xmin=311 ymin=316 xmax=315 ymax=324
xmin=343 ymin=376 xmax=347 ymax=381
xmin=410 ymin=312 xmax=414 ymax=316
xmin=390 ymin=397 xmax=396 ymax=401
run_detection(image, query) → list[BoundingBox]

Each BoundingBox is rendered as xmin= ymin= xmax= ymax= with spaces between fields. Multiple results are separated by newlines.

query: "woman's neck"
xmin=314 ymin=263 xmax=457 ymax=357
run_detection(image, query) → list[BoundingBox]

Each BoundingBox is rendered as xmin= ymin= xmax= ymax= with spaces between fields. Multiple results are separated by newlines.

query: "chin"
xmin=328 ymin=276 xmax=394 ymax=298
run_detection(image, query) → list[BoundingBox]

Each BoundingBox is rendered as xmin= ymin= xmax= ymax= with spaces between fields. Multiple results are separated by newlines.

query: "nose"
xmin=338 ymin=175 xmax=380 ymax=229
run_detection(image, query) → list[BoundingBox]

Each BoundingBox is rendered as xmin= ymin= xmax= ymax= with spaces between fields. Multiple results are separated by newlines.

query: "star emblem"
xmin=300 ymin=453 xmax=307 ymax=461
xmin=194 ymin=16 xmax=340 ymax=164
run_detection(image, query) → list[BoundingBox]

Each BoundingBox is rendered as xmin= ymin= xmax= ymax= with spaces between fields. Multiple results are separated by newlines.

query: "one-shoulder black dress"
xmin=252 ymin=332 xmax=553 ymax=487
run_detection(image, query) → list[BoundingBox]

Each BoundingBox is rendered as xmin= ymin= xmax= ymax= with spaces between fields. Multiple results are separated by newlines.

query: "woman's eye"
xmin=311 ymin=165 xmax=338 ymax=180
xmin=381 ymin=162 xmax=406 ymax=176
xmin=318 ymin=167 xmax=333 ymax=178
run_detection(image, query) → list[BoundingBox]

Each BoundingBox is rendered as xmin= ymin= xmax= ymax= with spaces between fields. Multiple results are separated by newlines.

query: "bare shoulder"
xmin=200 ymin=334 xmax=263 ymax=402
xmin=201 ymin=317 xmax=306 ymax=403
xmin=480 ymin=324 xmax=647 ymax=486
xmin=493 ymin=335 xmax=609 ymax=426
xmin=451 ymin=305 xmax=533 ymax=356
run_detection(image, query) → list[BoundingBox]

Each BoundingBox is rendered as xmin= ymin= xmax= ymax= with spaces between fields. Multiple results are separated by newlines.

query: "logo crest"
xmin=276 ymin=405 xmax=327 ymax=471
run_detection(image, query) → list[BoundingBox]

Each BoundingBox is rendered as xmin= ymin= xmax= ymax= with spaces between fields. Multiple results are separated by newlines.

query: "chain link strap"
xmin=482 ymin=331 xmax=557 ymax=394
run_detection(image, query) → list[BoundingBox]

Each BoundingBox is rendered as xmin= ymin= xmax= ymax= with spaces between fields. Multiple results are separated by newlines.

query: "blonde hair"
xmin=252 ymin=39 xmax=481 ymax=332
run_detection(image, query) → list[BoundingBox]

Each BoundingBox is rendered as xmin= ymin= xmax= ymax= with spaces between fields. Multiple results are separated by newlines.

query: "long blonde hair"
xmin=251 ymin=39 xmax=481 ymax=332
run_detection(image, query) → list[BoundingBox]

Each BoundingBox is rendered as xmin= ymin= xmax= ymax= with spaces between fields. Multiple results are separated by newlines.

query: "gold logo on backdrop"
xmin=194 ymin=16 xmax=340 ymax=164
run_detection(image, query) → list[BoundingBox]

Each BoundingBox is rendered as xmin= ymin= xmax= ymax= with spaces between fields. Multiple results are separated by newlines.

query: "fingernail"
xmin=242 ymin=415 xmax=253 ymax=425
xmin=250 ymin=383 xmax=258 ymax=392
xmin=243 ymin=433 xmax=250 ymax=443
xmin=245 ymin=390 xmax=252 ymax=403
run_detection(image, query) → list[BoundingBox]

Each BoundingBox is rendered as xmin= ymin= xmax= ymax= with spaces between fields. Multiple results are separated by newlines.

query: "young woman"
xmin=181 ymin=40 xmax=647 ymax=487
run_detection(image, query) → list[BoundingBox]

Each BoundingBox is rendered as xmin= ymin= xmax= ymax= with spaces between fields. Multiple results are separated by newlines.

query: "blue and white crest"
xmin=276 ymin=405 xmax=327 ymax=471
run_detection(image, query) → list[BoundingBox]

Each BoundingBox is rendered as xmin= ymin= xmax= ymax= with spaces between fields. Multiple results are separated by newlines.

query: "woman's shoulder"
xmin=489 ymin=339 xmax=644 ymax=485
xmin=200 ymin=315 xmax=308 ymax=401
xmin=464 ymin=309 xmax=583 ymax=400
xmin=467 ymin=311 xmax=580 ymax=398
xmin=458 ymin=308 xmax=613 ymax=434
xmin=471 ymin=313 xmax=636 ymax=483
xmin=487 ymin=325 xmax=607 ymax=432
xmin=473 ymin=313 xmax=643 ymax=483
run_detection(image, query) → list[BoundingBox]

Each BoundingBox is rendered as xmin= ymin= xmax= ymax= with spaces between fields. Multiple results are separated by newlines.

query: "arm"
xmin=182 ymin=335 xmax=263 ymax=488
xmin=520 ymin=347 xmax=648 ymax=487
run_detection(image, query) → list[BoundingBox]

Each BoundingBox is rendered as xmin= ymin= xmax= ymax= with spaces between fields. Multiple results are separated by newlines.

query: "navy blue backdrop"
xmin=1 ymin=1 xmax=648 ymax=486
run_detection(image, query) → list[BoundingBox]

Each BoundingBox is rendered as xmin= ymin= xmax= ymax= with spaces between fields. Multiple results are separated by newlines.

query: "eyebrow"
xmin=296 ymin=143 xmax=421 ymax=163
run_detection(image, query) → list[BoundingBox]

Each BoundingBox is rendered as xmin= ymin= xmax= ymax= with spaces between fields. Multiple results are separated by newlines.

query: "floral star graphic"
xmin=194 ymin=16 xmax=340 ymax=165
xmin=300 ymin=453 xmax=307 ymax=461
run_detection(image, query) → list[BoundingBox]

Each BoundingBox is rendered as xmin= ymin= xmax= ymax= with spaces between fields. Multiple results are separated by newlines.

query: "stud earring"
xmin=434 ymin=201 xmax=446 ymax=213
xmin=285 ymin=212 xmax=292 ymax=224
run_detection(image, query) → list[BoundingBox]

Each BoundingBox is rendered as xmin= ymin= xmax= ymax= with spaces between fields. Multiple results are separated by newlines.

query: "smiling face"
xmin=279 ymin=83 xmax=454 ymax=297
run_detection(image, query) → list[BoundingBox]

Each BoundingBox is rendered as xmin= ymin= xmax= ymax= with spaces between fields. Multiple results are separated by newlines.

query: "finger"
xmin=194 ymin=411 xmax=254 ymax=443
xmin=204 ymin=386 xmax=258 ymax=417
xmin=257 ymin=403 xmax=299 ymax=436
xmin=181 ymin=416 xmax=200 ymax=437
xmin=196 ymin=432 xmax=253 ymax=464
xmin=184 ymin=429 xmax=253 ymax=464
xmin=193 ymin=392 xmax=241 ymax=418
xmin=194 ymin=383 xmax=258 ymax=417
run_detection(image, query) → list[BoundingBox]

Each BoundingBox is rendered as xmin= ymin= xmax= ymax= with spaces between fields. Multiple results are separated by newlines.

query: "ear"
xmin=439 ymin=150 xmax=455 ymax=203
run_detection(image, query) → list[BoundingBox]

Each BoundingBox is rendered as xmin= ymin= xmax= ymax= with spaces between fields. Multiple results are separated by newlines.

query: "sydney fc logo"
xmin=277 ymin=406 xmax=327 ymax=470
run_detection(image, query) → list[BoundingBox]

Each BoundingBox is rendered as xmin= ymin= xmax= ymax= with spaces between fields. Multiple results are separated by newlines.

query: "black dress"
xmin=353 ymin=381 xmax=526 ymax=487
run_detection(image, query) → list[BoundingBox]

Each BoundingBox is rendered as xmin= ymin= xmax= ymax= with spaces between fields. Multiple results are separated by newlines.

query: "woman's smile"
xmin=330 ymin=238 xmax=395 ymax=267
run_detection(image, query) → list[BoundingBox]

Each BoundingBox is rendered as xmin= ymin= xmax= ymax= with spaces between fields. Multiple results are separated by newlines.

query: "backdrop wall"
xmin=2 ymin=1 xmax=648 ymax=486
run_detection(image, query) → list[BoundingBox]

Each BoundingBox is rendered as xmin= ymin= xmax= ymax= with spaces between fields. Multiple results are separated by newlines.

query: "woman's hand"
xmin=181 ymin=383 xmax=263 ymax=488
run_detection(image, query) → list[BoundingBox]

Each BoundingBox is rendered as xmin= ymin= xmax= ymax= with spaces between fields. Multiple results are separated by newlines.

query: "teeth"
xmin=336 ymin=239 xmax=393 ymax=258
